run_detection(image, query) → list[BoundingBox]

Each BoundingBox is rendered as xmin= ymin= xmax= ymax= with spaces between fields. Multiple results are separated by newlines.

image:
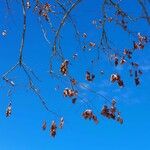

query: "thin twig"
xmin=19 ymin=0 xmax=27 ymax=65
xmin=52 ymin=0 xmax=81 ymax=54
xmin=138 ymin=0 xmax=150 ymax=25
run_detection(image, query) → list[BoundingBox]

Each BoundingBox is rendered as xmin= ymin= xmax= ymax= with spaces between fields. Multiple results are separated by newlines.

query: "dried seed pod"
xmin=82 ymin=33 xmax=87 ymax=38
xmin=2 ymin=30 xmax=7 ymax=36
xmin=73 ymin=53 xmax=78 ymax=59
xmin=86 ymin=71 xmax=95 ymax=81
xmin=82 ymin=45 xmax=87 ymax=49
xmin=116 ymin=112 xmax=123 ymax=124
xmin=6 ymin=103 xmax=12 ymax=117
xmin=101 ymin=105 xmax=110 ymax=118
xmin=70 ymin=79 xmax=77 ymax=85
xmin=120 ymin=58 xmax=126 ymax=65
xmin=63 ymin=88 xmax=78 ymax=97
xmin=133 ymin=42 xmax=139 ymax=49
xmin=114 ymin=57 xmax=118 ymax=66
xmin=139 ymin=43 xmax=144 ymax=49
xmin=82 ymin=109 xmax=93 ymax=119
xmin=109 ymin=112 xmax=116 ymax=119
xmin=135 ymin=71 xmax=138 ymax=78
xmin=59 ymin=117 xmax=64 ymax=129
xmin=44 ymin=3 xmax=52 ymax=12
xmin=110 ymin=74 xmax=117 ymax=82
xmin=117 ymin=117 xmax=123 ymax=124
xmin=63 ymin=88 xmax=69 ymax=97
xmin=110 ymin=106 xmax=116 ymax=114
xmin=131 ymin=62 xmax=139 ymax=67
xmin=82 ymin=109 xmax=98 ymax=124
xmin=117 ymin=114 xmax=123 ymax=124
xmin=138 ymin=33 xmax=147 ymax=43
xmin=109 ymin=106 xmax=116 ymax=119
xmin=135 ymin=77 xmax=140 ymax=86
xmin=60 ymin=60 xmax=69 ymax=75
xmin=92 ymin=115 xmax=99 ymax=124
xmin=112 ymin=99 xmax=116 ymax=105
xmin=138 ymin=70 xmax=142 ymax=75
xmin=26 ymin=1 xmax=31 ymax=9
xmin=42 ymin=13 xmax=48 ymax=21
xmin=50 ymin=121 xmax=57 ymax=137
xmin=110 ymin=74 xmax=119 ymax=82
xmin=110 ymin=74 xmax=124 ymax=87
xmin=89 ymin=42 xmax=96 ymax=47
xmin=123 ymin=49 xmax=128 ymax=55
xmin=117 ymin=79 xmax=124 ymax=87
xmin=42 ymin=121 xmax=47 ymax=130
xmin=68 ymin=89 xmax=78 ymax=97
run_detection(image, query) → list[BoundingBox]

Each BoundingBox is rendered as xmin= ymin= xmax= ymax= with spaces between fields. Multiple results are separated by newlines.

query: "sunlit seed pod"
xmin=120 ymin=59 xmax=126 ymax=65
xmin=2 ymin=30 xmax=7 ymax=36
xmin=6 ymin=103 xmax=12 ymax=117
xmin=59 ymin=117 xmax=64 ymax=129
xmin=112 ymin=99 xmax=116 ymax=106
xmin=82 ymin=33 xmax=87 ymax=38
xmin=26 ymin=1 xmax=31 ymax=9
xmin=89 ymin=42 xmax=96 ymax=47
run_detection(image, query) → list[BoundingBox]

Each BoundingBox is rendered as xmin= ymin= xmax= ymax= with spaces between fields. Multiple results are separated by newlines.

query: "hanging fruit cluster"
xmin=63 ymin=88 xmax=78 ymax=97
xmin=60 ymin=60 xmax=69 ymax=76
xmin=82 ymin=109 xmax=99 ymax=124
xmin=101 ymin=100 xmax=123 ymax=124
xmin=42 ymin=117 xmax=64 ymax=138
xmin=110 ymin=74 xmax=124 ymax=87
xmin=34 ymin=2 xmax=54 ymax=21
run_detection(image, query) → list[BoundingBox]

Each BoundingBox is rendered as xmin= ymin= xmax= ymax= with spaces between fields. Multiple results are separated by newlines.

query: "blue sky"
xmin=0 ymin=0 xmax=150 ymax=150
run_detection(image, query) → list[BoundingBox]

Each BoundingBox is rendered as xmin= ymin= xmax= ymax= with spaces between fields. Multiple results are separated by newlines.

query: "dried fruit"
xmin=101 ymin=105 xmax=110 ymax=118
xmin=82 ymin=33 xmax=87 ymax=38
xmin=82 ymin=109 xmax=93 ymax=119
xmin=70 ymin=79 xmax=77 ymax=85
xmin=114 ymin=56 xmax=119 ymax=66
xmin=86 ymin=71 xmax=95 ymax=81
xmin=6 ymin=103 xmax=12 ymax=117
xmin=42 ymin=121 xmax=47 ymax=130
xmin=82 ymin=109 xmax=98 ymax=124
xmin=120 ymin=58 xmax=126 ymax=65
xmin=26 ymin=1 xmax=31 ymax=9
xmin=50 ymin=121 xmax=57 ymax=137
xmin=60 ymin=60 xmax=69 ymax=76
xmin=63 ymin=88 xmax=78 ymax=97
xmin=110 ymin=74 xmax=124 ymax=87
xmin=59 ymin=117 xmax=64 ymax=129
xmin=117 ymin=112 xmax=123 ymax=124
xmin=89 ymin=42 xmax=96 ymax=47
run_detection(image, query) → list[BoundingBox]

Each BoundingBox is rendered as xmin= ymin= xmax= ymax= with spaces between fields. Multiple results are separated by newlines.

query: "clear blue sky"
xmin=0 ymin=0 xmax=150 ymax=150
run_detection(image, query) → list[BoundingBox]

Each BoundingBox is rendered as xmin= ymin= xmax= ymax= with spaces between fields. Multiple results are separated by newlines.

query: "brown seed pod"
xmin=60 ymin=60 xmax=69 ymax=76
xmin=6 ymin=103 xmax=12 ymax=117
xmin=50 ymin=121 xmax=57 ymax=137
xmin=86 ymin=71 xmax=95 ymax=81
